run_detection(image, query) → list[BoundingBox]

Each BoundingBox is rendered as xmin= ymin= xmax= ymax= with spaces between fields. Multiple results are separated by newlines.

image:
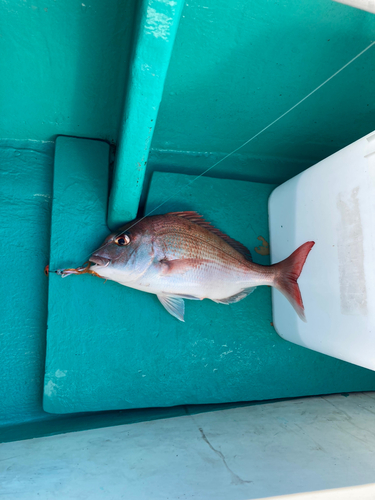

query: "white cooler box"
xmin=269 ymin=130 xmax=375 ymax=370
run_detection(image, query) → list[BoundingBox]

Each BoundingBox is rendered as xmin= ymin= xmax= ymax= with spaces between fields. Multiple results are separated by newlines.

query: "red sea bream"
xmin=89 ymin=211 xmax=314 ymax=322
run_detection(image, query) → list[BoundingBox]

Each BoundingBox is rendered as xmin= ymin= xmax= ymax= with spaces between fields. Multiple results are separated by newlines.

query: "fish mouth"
xmin=89 ymin=255 xmax=111 ymax=267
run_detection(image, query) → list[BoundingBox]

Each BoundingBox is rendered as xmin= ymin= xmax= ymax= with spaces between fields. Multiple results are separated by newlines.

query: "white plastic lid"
xmin=269 ymin=130 xmax=375 ymax=370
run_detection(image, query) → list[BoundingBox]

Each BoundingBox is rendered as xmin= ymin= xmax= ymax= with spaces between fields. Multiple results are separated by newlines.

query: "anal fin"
xmin=157 ymin=294 xmax=185 ymax=322
xmin=213 ymin=287 xmax=256 ymax=304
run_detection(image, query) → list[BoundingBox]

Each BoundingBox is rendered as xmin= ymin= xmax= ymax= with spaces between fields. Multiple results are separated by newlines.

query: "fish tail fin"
xmin=272 ymin=241 xmax=315 ymax=322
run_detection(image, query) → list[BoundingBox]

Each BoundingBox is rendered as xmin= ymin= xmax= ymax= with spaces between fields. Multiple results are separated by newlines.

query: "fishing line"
xmin=115 ymin=41 xmax=375 ymax=232
xmin=52 ymin=39 xmax=375 ymax=272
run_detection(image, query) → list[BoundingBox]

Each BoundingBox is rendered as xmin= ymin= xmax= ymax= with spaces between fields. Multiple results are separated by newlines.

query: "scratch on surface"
xmin=322 ymin=397 xmax=375 ymax=442
xmin=0 ymin=456 xmax=19 ymax=463
xmin=365 ymin=393 xmax=375 ymax=402
xmin=145 ymin=7 xmax=173 ymax=40
xmin=321 ymin=397 xmax=353 ymax=421
xmin=336 ymin=423 xmax=372 ymax=447
xmin=293 ymin=423 xmax=326 ymax=453
xmin=220 ymin=350 xmax=233 ymax=358
xmin=198 ymin=427 xmax=252 ymax=485
xmin=34 ymin=193 xmax=51 ymax=199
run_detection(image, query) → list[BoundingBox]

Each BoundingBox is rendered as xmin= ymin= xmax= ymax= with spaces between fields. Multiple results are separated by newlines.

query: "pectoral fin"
xmin=160 ymin=258 xmax=208 ymax=276
xmin=157 ymin=294 xmax=185 ymax=322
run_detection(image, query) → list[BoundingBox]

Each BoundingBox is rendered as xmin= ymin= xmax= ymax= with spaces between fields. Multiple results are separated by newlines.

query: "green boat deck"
xmin=1 ymin=0 xmax=375 ymax=441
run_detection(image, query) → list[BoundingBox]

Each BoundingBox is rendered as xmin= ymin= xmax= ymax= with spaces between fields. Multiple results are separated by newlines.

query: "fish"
xmin=89 ymin=211 xmax=315 ymax=322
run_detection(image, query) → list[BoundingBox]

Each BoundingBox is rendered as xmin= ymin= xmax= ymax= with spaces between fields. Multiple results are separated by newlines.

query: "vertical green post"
xmin=108 ymin=0 xmax=185 ymax=229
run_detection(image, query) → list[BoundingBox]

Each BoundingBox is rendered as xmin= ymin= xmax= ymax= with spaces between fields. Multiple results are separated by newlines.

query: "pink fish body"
xmin=89 ymin=211 xmax=314 ymax=322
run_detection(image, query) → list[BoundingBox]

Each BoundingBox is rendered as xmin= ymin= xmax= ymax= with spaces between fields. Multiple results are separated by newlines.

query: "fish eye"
xmin=114 ymin=233 xmax=131 ymax=246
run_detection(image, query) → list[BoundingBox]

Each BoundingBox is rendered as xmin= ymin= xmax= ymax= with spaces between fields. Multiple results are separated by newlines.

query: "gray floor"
xmin=1 ymin=393 xmax=375 ymax=500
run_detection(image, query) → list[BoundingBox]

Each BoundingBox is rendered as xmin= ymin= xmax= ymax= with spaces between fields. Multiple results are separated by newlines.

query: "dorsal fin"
xmin=168 ymin=211 xmax=252 ymax=261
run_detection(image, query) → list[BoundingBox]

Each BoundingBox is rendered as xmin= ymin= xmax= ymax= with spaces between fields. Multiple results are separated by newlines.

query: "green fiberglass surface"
xmin=2 ymin=0 xmax=375 ymax=438
xmin=1 ymin=0 xmax=374 ymax=163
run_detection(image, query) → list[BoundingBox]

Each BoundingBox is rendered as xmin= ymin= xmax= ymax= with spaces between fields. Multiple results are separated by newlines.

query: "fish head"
xmin=89 ymin=219 xmax=154 ymax=283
